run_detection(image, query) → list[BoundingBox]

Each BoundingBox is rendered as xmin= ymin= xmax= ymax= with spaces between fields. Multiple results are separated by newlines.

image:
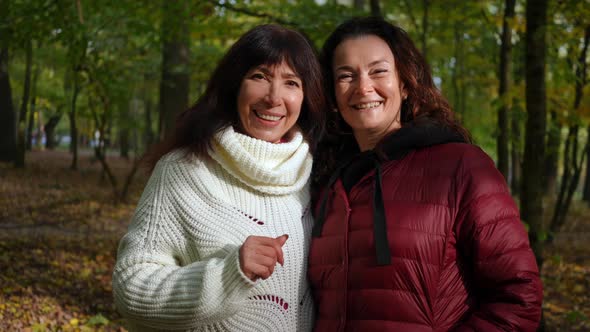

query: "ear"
xmin=401 ymin=85 xmax=408 ymax=100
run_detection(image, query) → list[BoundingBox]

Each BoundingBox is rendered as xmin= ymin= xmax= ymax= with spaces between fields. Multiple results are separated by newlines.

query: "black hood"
xmin=339 ymin=119 xmax=467 ymax=192
xmin=313 ymin=119 xmax=468 ymax=266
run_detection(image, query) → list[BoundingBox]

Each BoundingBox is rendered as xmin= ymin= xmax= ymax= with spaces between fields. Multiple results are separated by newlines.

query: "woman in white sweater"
xmin=112 ymin=24 xmax=326 ymax=331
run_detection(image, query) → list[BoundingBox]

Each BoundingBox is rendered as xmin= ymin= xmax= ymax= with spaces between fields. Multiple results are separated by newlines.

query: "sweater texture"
xmin=113 ymin=126 xmax=315 ymax=331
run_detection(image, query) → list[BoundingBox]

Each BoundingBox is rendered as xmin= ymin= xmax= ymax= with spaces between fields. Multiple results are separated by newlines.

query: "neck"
xmin=353 ymin=122 xmax=401 ymax=152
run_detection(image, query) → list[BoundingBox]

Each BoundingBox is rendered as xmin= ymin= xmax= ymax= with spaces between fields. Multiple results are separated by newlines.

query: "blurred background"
xmin=0 ymin=0 xmax=588 ymax=331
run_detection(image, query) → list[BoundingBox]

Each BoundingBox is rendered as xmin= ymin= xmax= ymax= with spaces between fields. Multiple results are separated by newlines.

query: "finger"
xmin=254 ymin=245 xmax=278 ymax=260
xmin=241 ymin=255 xmax=275 ymax=281
xmin=253 ymin=242 xmax=283 ymax=267
xmin=275 ymin=234 xmax=289 ymax=246
xmin=250 ymin=263 xmax=275 ymax=280
xmin=274 ymin=235 xmax=288 ymax=266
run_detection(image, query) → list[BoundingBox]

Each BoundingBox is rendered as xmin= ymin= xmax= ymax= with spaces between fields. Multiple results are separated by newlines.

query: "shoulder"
xmin=415 ymin=143 xmax=495 ymax=173
xmin=415 ymin=143 xmax=507 ymax=196
xmin=148 ymin=149 xmax=211 ymax=193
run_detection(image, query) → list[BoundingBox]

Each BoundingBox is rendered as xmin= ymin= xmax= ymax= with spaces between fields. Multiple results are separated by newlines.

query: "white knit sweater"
xmin=113 ymin=126 xmax=315 ymax=331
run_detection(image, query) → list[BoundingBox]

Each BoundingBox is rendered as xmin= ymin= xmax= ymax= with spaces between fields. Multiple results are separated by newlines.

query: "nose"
xmin=264 ymin=81 xmax=282 ymax=106
xmin=355 ymin=74 xmax=373 ymax=95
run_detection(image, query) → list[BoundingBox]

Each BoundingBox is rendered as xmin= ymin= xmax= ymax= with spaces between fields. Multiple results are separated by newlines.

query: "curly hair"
xmin=313 ymin=16 xmax=471 ymax=189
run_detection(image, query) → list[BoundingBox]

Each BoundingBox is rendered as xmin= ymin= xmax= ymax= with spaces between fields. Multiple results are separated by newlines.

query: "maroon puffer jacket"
xmin=308 ymin=142 xmax=542 ymax=331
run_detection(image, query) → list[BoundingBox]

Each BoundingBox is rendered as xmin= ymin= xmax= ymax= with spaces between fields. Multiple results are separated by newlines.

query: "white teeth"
xmin=256 ymin=111 xmax=282 ymax=121
xmin=354 ymin=101 xmax=382 ymax=109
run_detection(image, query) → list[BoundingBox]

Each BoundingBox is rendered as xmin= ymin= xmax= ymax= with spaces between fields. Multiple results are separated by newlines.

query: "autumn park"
xmin=0 ymin=0 xmax=589 ymax=331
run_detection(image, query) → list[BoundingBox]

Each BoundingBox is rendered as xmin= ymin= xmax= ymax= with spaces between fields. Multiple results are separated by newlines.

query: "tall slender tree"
xmin=158 ymin=0 xmax=190 ymax=141
xmin=0 ymin=0 xmax=16 ymax=163
xmin=551 ymin=24 xmax=590 ymax=230
xmin=584 ymin=124 xmax=590 ymax=203
xmin=15 ymin=39 xmax=33 ymax=168
xmin=497 ymin=0 xmax=516 ymax=180
xmin=522 ymin=0 xmax=548 ymax=267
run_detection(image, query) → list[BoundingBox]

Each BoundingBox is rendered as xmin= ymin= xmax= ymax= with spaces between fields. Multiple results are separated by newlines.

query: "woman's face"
xmin=236 ymin=61 xmax=304 ymax=143
xmin=332 ymin=35 xmax=406 ymax=138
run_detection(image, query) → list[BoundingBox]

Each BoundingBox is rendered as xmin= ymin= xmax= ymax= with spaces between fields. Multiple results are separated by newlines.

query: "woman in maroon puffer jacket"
xmin=309 ymin=17 xmax=542 ymax=331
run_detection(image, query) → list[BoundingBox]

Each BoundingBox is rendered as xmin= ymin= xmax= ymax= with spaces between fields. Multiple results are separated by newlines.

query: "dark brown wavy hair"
xmin=313 ymin=16 xmax=471 ymax=188
xmin=145 ymin=24 xmax=327 ymax=171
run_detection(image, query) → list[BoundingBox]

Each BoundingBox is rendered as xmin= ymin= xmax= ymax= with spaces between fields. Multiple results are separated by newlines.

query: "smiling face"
xmin=236 ymin=61 xmax=304 ymax=143
xmin=332 ymin=35 xmax=407 ymax=149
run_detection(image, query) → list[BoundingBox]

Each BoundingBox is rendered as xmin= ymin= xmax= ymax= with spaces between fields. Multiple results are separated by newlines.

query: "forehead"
xmin=333 ymin=35 xmax=394 ymax=66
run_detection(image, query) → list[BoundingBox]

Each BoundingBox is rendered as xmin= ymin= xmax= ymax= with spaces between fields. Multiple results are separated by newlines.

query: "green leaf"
xmin=565 ymin=310 xmax=588 ymax=323
xmin=86 ymin=313 xmax=109 ymax=326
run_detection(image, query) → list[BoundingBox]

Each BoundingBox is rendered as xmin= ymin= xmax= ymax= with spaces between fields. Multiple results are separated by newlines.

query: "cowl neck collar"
xmin=209 ymin=126 xmax=313 ymax=195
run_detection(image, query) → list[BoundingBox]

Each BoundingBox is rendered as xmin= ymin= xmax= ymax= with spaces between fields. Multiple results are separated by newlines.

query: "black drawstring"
xmin=371 ymin=156 xmax=391 ymax=266
xmin=313 ymin=152 xmax=392 ymax=266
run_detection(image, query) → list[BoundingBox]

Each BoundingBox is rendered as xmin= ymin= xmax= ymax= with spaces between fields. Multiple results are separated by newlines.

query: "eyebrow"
xmin=334 ymin=59 xmax=390 ymax=71
xmin=257 ymin=66 xmax=301 ymax=80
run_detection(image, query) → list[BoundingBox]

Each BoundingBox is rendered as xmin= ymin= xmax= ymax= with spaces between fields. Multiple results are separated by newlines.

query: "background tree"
xmin=158 ymin=0 xmax=190 ymax=141
xmin=0 ymin=0 xmax=16 ymax=163
xmin=496 ymin=0 xmax=516 ymax=180
xmin=522 ymin=0 xmax=548 ymax=267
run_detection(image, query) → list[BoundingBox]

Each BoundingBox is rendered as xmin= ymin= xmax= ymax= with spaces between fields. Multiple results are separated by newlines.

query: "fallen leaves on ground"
xmin=1 ymin=150 xmax=589 ymax=331
xmin=0 ymin=150 xmax=144 ymax=331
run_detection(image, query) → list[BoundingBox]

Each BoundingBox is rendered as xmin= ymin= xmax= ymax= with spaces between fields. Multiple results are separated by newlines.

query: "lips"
xmin=352 ymin=101 xmax=383 ymax=110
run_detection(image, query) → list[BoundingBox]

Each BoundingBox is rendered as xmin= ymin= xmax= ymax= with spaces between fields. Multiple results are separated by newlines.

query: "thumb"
xmin=276 ymin=234 xmax=289 ymax=246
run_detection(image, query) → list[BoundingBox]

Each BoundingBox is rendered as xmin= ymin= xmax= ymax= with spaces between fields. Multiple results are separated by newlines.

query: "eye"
xmin=250 ymin=72 xmax=266 ymax=80
xmin=373 ymin=68 xmax=388 ymax=75
xmin=286 ymin=80 xmax=300 ymax=88
xmin=336 ymin=73 xmax=354 ymax=82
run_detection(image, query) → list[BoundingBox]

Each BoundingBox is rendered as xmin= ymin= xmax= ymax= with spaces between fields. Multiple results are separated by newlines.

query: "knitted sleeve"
xmin=112 ymin=157 xmax=255 ymax=330
xmin=452 ymin=146 xmax=543 ymax=332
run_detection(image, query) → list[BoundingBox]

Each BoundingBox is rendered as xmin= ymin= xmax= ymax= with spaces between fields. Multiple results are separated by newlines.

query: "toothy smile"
xmin=255 ymin=110 xmax=283 ymax=121
xmin=352 ymin=101 xmax=383 ymax=110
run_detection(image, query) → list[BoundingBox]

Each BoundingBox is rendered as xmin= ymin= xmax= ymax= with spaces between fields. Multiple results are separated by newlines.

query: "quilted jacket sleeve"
xmin=452 ymin=146 xmax=543 ymax=332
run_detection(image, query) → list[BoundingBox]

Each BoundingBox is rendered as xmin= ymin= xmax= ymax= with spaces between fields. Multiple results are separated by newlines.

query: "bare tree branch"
xmin=206 ymin=0 xmax=298 ymax=28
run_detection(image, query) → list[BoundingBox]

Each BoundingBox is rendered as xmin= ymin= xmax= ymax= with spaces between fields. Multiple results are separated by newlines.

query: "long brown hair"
xmin=145 ymin=24 xmax=327 ymax=171
xmin=313 ymin=16 xmax=471 ymax=187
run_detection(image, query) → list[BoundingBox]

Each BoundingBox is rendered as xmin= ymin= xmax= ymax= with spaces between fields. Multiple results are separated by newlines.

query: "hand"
xmin=239 ymin=234 xmax=288 ymax=281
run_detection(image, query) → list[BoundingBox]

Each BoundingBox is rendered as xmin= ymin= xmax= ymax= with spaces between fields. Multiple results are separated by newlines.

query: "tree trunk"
xmin=144 ymin=89 xmax=155 ymax=149
xmin=44 ymin=113 xmax=61 ymax=149
xmin=354 ymin=0 xmax=363 ymax=10
xmin=496 ymin=0 xmax=516 ymax=181
xmin=119 ymin=100 xmax=130 ymax=159
xmin=510 ymin=97 xmax=523 ymax=195
xmin=451 ymin=20 xmax=465 ymax=121
xmin=0 ymin=0 xmax=16 ymax=163
xmin=370 ymin=0 xmax=381 ymax=16
xmin=522 ymin=0 xmax=548 ymax=269
xmin=421 ymin=0 xmax=430 ymax=61
xmin=15 ymin=39 xmax=32 ymax=168
xmin=158 ymin=0 xmax=190 ymax=141
xmin=584 ymin=124 xmax=590 ymax=203
xmin=26 ymin=58 xmax=41 ymax=150
xmin=544 ymin=111 xmax=560 ymax=194
xmin=551 ymin=126 xmax=587 ymax=234
xmin=69 ymin=74 xmax=80 ymax=170
xmin=550 ymin=24 xmax=589 ymax=230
